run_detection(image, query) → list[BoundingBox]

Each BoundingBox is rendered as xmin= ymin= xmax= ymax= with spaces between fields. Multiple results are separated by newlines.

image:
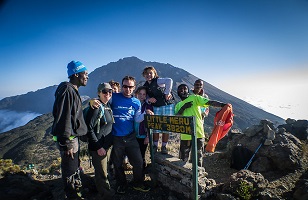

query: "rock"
xmin=293 ymin=181 xmax=308 ymax=200
xmin=263 ymin=139 xmax=273 ymax=146
xmin=229 ymin=127 xmax=302 ymax=173
xmin=251 ymin=157 xmax=273 ymax=173
xmin=293 ymin=170 xmax=308 ymax=200
xmin=278 ymin=119 xmax=308 ymax=140
xmin=222 ymin=170 xmax=268 ymax=197
xmin=278 ymin=127 xmax=286 ymax=134
xmin=260 ymin=119 xmax=275 ymax=130
xmin=216 ymin=193 xmax=237 ymax=200
xmin=267 ymin=129 xmax=275 ymax=140
xmin=244 ymin=125 xmax=263 ymax=137
xmin=293 ymin=120 xmax=308 ymax=128
xmin=0 ymin=172 xmax=53 ymax=200
xmin=286 ymin=118 xmax=296 ymax=124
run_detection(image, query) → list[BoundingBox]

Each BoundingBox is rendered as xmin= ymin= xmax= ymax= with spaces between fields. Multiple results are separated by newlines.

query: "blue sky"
xmin=0 ymin=0 xmax=307 ymax=119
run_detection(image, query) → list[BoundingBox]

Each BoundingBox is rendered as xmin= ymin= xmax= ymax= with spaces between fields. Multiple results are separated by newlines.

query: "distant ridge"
xmin=0 ymin=56 xmax=284 ymax=130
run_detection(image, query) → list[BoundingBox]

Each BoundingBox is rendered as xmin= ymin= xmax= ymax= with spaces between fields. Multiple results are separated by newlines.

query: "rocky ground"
xmin=36 ymin=150 xmax=237 ymax=200
xmin=1 ymin=130 xmax=307 ymax=200
xmin=204 ymin=150 xmax=308 ymax=200
xmin=30 ymin=146 xmax=306 ymax=200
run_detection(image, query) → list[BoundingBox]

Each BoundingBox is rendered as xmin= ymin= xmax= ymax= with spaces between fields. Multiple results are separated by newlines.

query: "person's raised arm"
xmin=206 ymin=100 xmax=227 ymax=108
xmin=157 ymin=77 xmax=173 ymax=100
xmin=89 ymin=98 xmax=102 ymax=109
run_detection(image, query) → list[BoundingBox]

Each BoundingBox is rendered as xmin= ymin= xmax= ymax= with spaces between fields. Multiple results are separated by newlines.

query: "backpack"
xmin=80 ymin=104 xmax=106 ymax=142
xmin=230 ymin=144 xmax=253 ymax=170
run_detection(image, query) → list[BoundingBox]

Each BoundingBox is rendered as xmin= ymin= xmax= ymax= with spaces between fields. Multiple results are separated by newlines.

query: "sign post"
xmin=145 ymin=114 xmax=198 ymax=199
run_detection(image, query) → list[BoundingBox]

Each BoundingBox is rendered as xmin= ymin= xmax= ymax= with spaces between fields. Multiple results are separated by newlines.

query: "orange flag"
xmin=205 ymin=103 xmax=233 ymax=153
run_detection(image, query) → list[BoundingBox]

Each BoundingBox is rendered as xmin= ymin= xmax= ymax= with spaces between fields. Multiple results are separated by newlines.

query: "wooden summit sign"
xmin=144 ymin=114 xmax=194 ymax=135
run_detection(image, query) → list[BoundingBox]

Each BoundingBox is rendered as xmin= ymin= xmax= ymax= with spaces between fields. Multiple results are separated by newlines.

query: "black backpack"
xmin=230 ymin=145 xmax=253 ymax=170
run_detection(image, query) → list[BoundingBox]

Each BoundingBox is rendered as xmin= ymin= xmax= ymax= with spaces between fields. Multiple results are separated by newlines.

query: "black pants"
xmin=60 ymin=151 xmax=82 ymax=198
xmin=112 ymin=133 xmax=144 ymax=187
xmin=179 ymin=138 xmax=205 ymax=167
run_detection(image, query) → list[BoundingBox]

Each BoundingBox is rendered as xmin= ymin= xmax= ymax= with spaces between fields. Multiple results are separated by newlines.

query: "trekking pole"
xmin=244 ymin=138 xmax=264 ymax=170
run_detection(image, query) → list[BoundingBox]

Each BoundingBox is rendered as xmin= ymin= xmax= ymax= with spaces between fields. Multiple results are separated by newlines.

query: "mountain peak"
xmin=0 ymin=57 xmax=284 ymax=132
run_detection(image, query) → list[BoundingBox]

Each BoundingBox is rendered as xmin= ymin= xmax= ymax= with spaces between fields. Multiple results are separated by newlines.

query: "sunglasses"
xmin=101 ymin=90 xmax=112 ymax=94
xmin=122 ymin=85 xmax=135 ymax=89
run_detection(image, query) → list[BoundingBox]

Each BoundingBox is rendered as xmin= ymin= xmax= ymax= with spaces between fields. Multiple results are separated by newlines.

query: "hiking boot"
xmin=161 ymin=146 xmax=168 ymax=154
xmin=116 ymin=185 xmax=126 ymax=194
xmin=133 ymin=184 xmax=151 ymax=192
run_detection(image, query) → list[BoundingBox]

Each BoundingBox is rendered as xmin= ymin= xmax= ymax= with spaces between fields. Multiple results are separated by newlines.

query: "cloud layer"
xmin=0 ymin=110 xmax=41 ymax=133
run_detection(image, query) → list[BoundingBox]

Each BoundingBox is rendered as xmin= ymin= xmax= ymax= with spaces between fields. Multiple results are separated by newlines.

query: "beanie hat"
xmin=97 ymin=82 xmax=112 ymax=92
xmin=67 ymin=60 xmax=87 ymax=77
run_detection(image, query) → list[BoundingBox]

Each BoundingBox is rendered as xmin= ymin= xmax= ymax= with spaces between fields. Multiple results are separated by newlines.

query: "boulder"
xmin=278 ymin=119 xmax=308 ymax=140
xmin=0 ymin=171 xmax=53 ymax=199
xmin=293 ymin=170 xmax=308 ymax=200
xmin=229 ymin=120 xmax=303 ymax=173
xmin=221 ymin=170 xmax=268 ymax=198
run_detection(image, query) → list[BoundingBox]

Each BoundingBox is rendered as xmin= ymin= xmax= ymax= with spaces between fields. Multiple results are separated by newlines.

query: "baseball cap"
xmin=97 ymin=82 xmax=112 ymax=92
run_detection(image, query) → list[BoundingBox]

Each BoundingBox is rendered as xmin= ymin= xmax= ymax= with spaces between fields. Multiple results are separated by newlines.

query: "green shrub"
xmin=235 ymin=181 xmax=256 ymax=200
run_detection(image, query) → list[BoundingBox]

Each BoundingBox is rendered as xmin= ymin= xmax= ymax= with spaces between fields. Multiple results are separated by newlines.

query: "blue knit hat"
xmin=67 ymin=60 xmax=87 ymax=77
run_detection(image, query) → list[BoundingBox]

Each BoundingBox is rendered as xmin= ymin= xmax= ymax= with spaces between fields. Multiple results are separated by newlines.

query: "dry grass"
xmin=0 ymin=159 xmax=21 ymax=176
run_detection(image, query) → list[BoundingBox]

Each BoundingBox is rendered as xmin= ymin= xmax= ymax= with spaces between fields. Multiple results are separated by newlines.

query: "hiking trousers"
xmin=90 ymin=149 xmax=113 ymax=196
xmin=179 ymin=138 xmax=205 ymax=167
xmin=112 ymin=133 xmax=144 ymax=186
xmin=57 ymin=138 xmax=82 ymax=199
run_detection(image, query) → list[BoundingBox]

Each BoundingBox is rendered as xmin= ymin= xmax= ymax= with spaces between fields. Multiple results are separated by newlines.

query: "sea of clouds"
xmin=243 ymin=97 xmax=306 ymax=121
xmin=0 ymin=109 xmax=41 ymax=133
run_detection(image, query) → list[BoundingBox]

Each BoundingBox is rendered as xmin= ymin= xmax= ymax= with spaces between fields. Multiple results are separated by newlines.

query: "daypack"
xmin=230 ymin=145 xmax=254 ymax=170
xmin=80 ymin=104 xmax=107 ymax=142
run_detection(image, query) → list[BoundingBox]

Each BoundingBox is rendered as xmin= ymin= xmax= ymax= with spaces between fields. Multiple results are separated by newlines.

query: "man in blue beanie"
xmin=51 ymin=60 xmax=88 ymax=199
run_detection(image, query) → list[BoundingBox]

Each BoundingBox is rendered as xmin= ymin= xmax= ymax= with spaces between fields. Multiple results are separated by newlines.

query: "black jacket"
xmin=143 ymin=78 xmax=175 ymax=107
xmin=51 ymin=82 xmax=87 ymax=148
xmin=84 ymin=101 xmax=113 ymax=151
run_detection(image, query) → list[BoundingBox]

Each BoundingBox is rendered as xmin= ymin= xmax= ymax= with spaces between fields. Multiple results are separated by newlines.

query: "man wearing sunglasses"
xmin=111 ymin=76 xmax=150 ymax=194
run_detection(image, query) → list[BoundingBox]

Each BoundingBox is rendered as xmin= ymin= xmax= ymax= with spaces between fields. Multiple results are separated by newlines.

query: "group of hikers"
xmin=51 ymin=60 xmax=228 ymax=200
